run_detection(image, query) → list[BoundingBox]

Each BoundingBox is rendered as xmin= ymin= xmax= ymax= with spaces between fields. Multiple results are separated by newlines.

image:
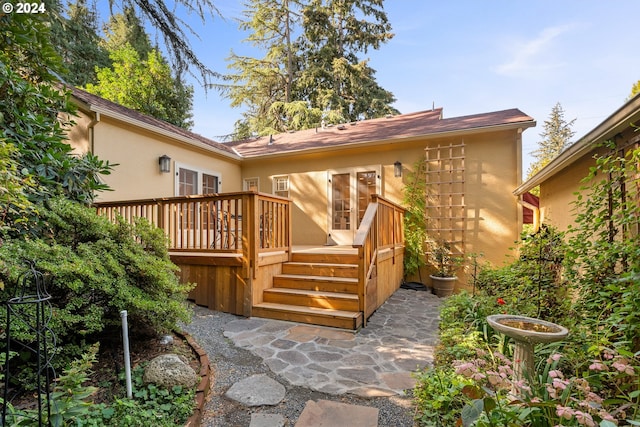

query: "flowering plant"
xmin=453 ymin=348 xmax=639 ymax=426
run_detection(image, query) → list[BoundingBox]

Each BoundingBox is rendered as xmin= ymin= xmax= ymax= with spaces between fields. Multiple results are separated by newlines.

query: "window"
xmin=202 ymin=173 xmax=219 ymax=194
xmin=244 ymin=177 xmax=260 ymax=192
xmin=273 ymin=175 xmax=290 ymax=198
xmin=179 ymin=168 xmax=198 ymax=196
xmin=175 ymin=164 xmax=221 ymax=196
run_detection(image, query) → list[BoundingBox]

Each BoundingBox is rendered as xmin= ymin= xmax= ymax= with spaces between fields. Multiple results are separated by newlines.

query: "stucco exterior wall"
xmin=463 ymin=130 xmax=521 ymax=267
xmin=539 ymin=153 xmax=593 ymax=232
xmin=78 ymin=114 xmax=241 ymax=201
xmin=239 ymin=139 xmax=426 ymax=245
xmin=240 ymin=128 xmax=523 ymax=270
xmin=66 ymin=110 xmax=92 ymax=156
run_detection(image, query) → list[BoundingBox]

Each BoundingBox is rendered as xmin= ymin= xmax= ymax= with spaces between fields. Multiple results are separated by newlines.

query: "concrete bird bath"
xmin=487 ymin=314 xmax=569 ymax=380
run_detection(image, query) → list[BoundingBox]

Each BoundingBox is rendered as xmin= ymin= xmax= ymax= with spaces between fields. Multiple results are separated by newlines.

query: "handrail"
xmin=352 ymin=195 xmax=405 ymax=325
xmin=94 ymin=192 xmax=292 ymax=278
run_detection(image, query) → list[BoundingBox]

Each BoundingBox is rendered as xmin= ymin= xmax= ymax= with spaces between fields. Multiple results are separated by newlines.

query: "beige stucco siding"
xmin=240 ymin=139 xmax=427 ymax=245
xmin=87 ymin=116 xmax=241 ymax=201
xmin=463 ymin=130 xmax=521 ymax=267
xmin=240 ymin=129 xmax=523 ymax=270
xmin=539 ymin=146 xmax=612 ymax=233
xmin=65 ymin=110 xmax=93 ymax=156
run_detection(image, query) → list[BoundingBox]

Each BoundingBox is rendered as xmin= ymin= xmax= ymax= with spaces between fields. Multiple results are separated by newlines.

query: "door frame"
xmin=326 ymin=165 xmax=381 ymax=245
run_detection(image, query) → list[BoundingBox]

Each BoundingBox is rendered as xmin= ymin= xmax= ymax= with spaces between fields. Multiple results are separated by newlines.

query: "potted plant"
xmin=429 ymin=241 xmax=460 ymax=297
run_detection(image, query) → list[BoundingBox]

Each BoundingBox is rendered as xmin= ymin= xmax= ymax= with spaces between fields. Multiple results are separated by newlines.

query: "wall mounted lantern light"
xmin=159 ymin=155 xmax=171 ymax=173
xmin=394 ymin=161 xmax=402 ymax=177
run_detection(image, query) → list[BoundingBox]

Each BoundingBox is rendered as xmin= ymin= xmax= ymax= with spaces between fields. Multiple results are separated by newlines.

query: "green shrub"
xmin=82 ymin=364 xmax=195 ymax=427
xmin=475 ymin=225 xmax=570 ymax=323
xmin=565 ymin=144 xmax=640 ymax=353
xmin=413 ymin=366 xmax=471 ymax=426
xmin=0 ymin=198 xmax=194 ymax=387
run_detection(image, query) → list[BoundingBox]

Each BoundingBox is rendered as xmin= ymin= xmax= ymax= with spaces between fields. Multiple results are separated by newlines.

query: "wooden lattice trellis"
xmin=425 ymin=142 xmax=466 ymax=258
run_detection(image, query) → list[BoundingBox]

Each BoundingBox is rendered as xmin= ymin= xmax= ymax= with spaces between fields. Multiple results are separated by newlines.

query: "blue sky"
xmin=109 ymin=1 xmax=640 ymax=176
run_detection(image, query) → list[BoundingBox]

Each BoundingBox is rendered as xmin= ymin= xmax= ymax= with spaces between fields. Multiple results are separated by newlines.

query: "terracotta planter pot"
xmin=430 ymin=275 xmax=456 ymax=297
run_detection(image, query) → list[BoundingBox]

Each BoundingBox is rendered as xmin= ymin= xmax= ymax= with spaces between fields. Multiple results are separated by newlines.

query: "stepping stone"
xmin=294 ymin=400 xmax=378 ymax=427
xmin=250 ymin=413 xmax=286 ymax=427
xmin=225 ymin=374 xmax=285 ymax=407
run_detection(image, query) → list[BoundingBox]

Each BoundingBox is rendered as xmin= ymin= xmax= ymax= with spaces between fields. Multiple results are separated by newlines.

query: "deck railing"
xmin=353 ymin=195 xmax=405 ymax=324
xmin=94 ymin=192 xmax=292 ymax=261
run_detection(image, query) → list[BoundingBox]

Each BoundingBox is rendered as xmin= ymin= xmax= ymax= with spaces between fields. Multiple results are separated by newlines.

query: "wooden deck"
xmin=95 ymin=192 xmax=405 ymax=329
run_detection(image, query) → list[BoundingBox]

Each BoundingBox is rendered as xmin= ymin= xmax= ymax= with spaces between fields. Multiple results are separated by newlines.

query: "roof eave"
xmin=239 ymin=120 xmax=536 ymax=160
xmin=514 ymin=93 xmax=640 ymax=196
xmin=77 ymin=100 xmax=243 ymax=162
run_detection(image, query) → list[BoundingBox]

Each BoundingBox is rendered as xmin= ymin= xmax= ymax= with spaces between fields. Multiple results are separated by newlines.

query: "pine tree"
xmin=217 ymin=0 xmax=320 ymax=138
xmin=107 ymin=0 xmax=221 ymax=86
xmin=48 ymin=0 xmax=111 ymax=86
xmin=298 ymin=0 xmax=398 ymax=122
xmin=218 ymin=0 xmax=398 ymax=139
xmin=527 ymin=102 xmax=576 ymax=179
xmin=101 ymin=6 xmax=153 ymax=59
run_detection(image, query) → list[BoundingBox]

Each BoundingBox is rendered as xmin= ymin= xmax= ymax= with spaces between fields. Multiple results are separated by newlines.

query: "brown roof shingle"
xmin=228 ymin=108 xmax=535 ymax=157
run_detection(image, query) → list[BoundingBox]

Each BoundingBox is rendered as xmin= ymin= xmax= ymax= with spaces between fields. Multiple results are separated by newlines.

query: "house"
xmin=69 ymin=87 xmax=535 ymax=328
xmin=514 ymin=93 xmax=640 ymax=233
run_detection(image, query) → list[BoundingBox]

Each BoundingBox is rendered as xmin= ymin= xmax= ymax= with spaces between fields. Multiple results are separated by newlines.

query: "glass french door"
xmin=328 ymin=168 xmax=379 ymax=245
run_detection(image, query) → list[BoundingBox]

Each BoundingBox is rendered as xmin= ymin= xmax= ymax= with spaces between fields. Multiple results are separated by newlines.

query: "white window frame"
xmin=272 ymin=175 xmax=290 ymax=198
xmin=243 ymin=177 xmax=260 ymax=192
xmin=174 ymin=162 xmax=222 ymax=196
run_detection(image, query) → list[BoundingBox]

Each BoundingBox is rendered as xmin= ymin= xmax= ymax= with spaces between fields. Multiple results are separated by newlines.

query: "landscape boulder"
xmin=143 ymin=354 xmax=199 ymax=389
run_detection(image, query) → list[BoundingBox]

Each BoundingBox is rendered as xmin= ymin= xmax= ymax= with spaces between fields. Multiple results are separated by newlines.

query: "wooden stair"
xmin=252 ymin=252 xmax=363 ymax=330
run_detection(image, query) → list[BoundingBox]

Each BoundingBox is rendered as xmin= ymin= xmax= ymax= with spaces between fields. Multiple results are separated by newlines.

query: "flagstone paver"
xmin=222 ymin=289 xmax=441 ymax=396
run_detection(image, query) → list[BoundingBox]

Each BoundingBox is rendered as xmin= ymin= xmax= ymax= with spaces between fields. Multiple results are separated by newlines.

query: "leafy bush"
xmin=414 ymin=143 xmax=640 ymax=426
xmin=454 ymin=349 xmax=639 ymax=426
xmin=0 ymin=198 xmax=194 ymax=387
xmin=83 ymin=364 xmax=195 ymax=427
xmin=413 ymin=366 xmax=471 ymax=426
xmin=565 ymin=143 xmax=640 ymax=352
xmin=475 ymin=225 xmax=570 ymax=323
xmin=2 ymin=345 xmax=196 ymax=427
xmin=0 ymin=14 xmax=114 ymax=239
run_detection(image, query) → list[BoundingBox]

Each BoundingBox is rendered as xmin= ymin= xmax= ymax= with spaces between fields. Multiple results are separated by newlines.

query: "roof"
xmin=228 ymin=108 xmax=535 ymax=158
xmin=68 ymin=86 xmax=240 ymax=159
xmin=514 ymin=92 xmax=640 ymax=196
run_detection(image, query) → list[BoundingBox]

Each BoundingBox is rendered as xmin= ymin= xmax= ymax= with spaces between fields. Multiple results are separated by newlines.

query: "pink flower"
xmin=588 ymin=361 xmax=607 ymax=371
xmin=556 ymin=405 xmax=574 ymax=420
xmin=549 ymin=353 xmax=563 ymax=362
xmin=552 ymin=378 xmax=569 ymax=390
xmin=585 ymin=392 xmax=603 ymax=404
xmin=513 ymin=379 xmax=532 ymax=394
xmin=548 ymin=369 xmax=563 ymax=379
xmin=612 ymin=360 xmax=635 ymax=375
xmin=574 ymin=410 xmax=595 ymax=426
xmin=598 ymin=410 xmax=616 ymax=423
xmin=454 ymin=361 xmax=477 ymax=378
xmin=471 ymin=372 xmax=486 ymax=381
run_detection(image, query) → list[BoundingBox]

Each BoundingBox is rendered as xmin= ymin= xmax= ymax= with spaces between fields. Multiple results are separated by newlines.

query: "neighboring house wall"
xmin=516 ymin=93 xmax=640 ymax=235
xmin=538 ymin=150 xmax=601 ymax=231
